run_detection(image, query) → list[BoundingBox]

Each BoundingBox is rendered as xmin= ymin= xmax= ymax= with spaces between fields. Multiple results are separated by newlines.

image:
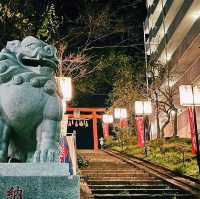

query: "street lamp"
xmin=134 ymin=100 xmax=152 ymax=156
xmin=179 ymin=85 xmax=200 ymax=173
xmin=56 ymin=76 xmax=72 ymax=136
xmin=114 ymin=108 xmax=127 ymax=119
xmin=114 ymin=108 xmax=121 ymax=119
xmin=114 ymin=108 xmax=128 ymax=128
xmin=102 ymin=114 xmax=113 ymax=139
xmin=103 ymin=114 xmax=114 ymax=124
xmin=121 ymin=108 xmax=128 ymax=119
xmin=135 ymin=101 xmax=152 ymax=115
xmin=56 ymin=76 xmax=72 ymax=113
xmin=57 ymin=77 xmax=72 ymax=101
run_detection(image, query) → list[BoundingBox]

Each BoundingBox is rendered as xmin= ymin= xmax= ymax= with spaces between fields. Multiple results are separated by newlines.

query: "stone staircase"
xmin=79 ymin=150 xmax=192 ymax=199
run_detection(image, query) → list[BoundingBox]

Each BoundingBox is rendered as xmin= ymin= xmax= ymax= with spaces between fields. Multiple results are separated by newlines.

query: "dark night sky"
xmin=67 ymin=1 xmax=147 ymax=107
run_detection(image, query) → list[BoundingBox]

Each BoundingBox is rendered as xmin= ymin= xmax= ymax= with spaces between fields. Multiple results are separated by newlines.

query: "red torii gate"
xmin=66 ymin=107 xmax=106 ymax=151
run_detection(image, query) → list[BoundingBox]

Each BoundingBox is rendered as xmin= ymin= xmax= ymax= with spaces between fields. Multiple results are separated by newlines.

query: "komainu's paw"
xmin=33 ymin=148 xmax=58 ymax=163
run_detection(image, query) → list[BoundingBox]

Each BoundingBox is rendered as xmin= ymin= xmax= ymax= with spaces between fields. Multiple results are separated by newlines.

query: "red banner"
xmin=188 ymin=107 xmax=197 ymax=154
xmin=120 ymin=118 xmax=128 ymax=128
xmin=136 ymin=116 xmax=145 ymax=147
xmin=103 ymin=123 xmax=109 ymax=139
xmin=60 ymin=136 xmax=69 ymax=163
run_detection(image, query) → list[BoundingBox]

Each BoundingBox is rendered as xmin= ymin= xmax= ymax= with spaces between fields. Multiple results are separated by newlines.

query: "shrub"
xmin=173 ymin=164 xmax=187 ymax=175
xmin=77 ymin=155 xmax=89 ymax=168
xmin=104 ymin=136 xmax=114 ymax=148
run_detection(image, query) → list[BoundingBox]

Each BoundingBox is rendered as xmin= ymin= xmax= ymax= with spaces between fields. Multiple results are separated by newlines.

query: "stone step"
xmin=88 ymin=163 xmax=129 ymax=166
xmin=88 ymin=164 xmax=126 ymax=167
xmin=82 ymin=173 xmax=151 ymax=177
xmin=82 ymin=157 xmax=116 ymax=160
xmin=82 ymin=167 xmax=137 ymax=171
xmin=80 ymin=153 xmax=110 ymax=156
xmin=87 ymin=163 xmax=131 ymax=166
xmin=87 ymin=179 xmax=162 ymax=185
xmin=87 ymin=176 xmax=157 ymax=181
xmin=81 ymin=170 xmax=146 ymax=173
xmin=91 ymin=188 xmax=184 ymax=194
xmin=92 ymin=193 xmax=192 ymax=199
xmin=89 ymin=184 xmax=171 ymax=190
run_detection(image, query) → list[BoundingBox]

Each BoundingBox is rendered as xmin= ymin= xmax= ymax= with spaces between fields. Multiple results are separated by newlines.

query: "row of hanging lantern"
xmin=102 ymin=108 xmax=128 ymax=139
xmin=102 ymin=108 xmax=128 ymax=125
xmin=101 ymin=103 xmax=153 ymax=146
xmin=102 ymin=103 xmax=152 ymax=124
xmin=67 ymin=119 xmax=89 ymax=127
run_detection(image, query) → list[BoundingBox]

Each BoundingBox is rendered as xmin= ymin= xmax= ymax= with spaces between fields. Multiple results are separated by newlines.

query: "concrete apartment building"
xmin=144 ymin=0 xmax=200 ymax=138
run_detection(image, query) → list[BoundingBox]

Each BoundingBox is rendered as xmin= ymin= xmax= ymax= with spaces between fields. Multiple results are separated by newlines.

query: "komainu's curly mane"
xmin=0 ymin=36 xmax=59 ymax=88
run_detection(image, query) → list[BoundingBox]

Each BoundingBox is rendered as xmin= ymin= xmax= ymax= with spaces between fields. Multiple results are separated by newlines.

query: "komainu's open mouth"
xmin=21 ymin=56 xmax=58 ymax=70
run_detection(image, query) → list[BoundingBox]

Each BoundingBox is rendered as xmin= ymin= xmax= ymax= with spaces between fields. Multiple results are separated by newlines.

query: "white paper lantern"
xmin=120 ymin=108 xmax=127 ymax=118
xmin=108 ymin=115 xmax=114 ymax=123
xmin=114 ymin=108 xmax=121 ymax=119
xmin=56 ymin=77 xmax=72 ymax=101
xmin=179 ymin=85 xmax=193 ymax=106
xmin=135 ymin=100 xmax=152 ymax=115
xmin=143 ymin=101 xmax=152 ymax=114
xmin=135 ymin=101 xmax=144 ymax=115
xmin=103 ymin=114 xmax=113 ymax=123
xmin=193 ymin=86 xmax=200 ymax=106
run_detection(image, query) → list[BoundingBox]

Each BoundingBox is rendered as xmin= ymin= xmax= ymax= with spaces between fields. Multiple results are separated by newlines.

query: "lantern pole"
xmin=142 ymin=110 xmax=148 ymax=157
xmin=134 ymin=101 xmax=152 ymax=157
xmin=192 ymin=86 xmax=200 ymax=173
xmin=193 ymin=106 xmax=200 ymax=173
xmin=179 ymin=85 xmax=200 ymax=173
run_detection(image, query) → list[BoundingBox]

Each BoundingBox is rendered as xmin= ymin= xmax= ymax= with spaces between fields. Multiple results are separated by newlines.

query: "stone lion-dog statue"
xmin=0 ymin=36 xmax=62 ymax=162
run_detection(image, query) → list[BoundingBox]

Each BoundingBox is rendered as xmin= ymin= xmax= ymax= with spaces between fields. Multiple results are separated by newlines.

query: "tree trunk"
xmin=173 ymin=109 xmax=178 ymax=137
xmin=144 ymin=116 xmax=151 ymax=141
xmin=155 ymin=91 xmax=160 ymax=139
xmin=161 ymin=115 xmax=170 ymax=138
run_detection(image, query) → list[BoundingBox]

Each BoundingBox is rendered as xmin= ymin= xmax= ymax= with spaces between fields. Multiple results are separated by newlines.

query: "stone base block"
xmin=0 ymin=163 xmax=80 ymax=199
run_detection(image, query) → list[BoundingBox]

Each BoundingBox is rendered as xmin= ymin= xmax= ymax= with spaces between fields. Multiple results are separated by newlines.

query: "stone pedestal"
xmin=0 ymin=163 xmax=80 ymax=199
